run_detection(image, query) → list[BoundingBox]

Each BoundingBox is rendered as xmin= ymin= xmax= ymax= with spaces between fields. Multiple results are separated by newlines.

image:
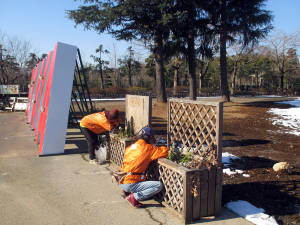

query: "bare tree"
xmin=0 ymin=31 xmax=37 ymax=85
xmin=262 ymin=29 xmax=300 ymax=92
xmin=227 ymin=43 xmax=253 ymax=93
xmin=6 ymin=35 xmax=33 ymax=68
xmin=109 ymin=42 xmax=120 ymax=87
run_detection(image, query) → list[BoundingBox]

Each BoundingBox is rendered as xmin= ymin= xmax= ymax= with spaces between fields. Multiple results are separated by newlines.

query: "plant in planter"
xmin=145 ymin=145 xmax=221 ymax=224
xmin=108 ymin=121 xmax=136 ymax=167
xmin=166 ymin=144 xmax=218 ymax=170
xmin=166 ymin=146 xmax=193 ymax=168
xmin=116 ymin=121 xmax=134 ymax=138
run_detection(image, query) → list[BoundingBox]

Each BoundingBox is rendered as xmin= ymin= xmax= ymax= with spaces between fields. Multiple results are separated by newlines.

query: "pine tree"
xmin=205 ymin=0 xmax=273 ymax=101
xmin=67 ymin=0 xmax=174 ymax=102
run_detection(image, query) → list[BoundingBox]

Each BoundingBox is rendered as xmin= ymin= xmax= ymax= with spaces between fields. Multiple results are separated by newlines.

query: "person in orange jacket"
xmin=80 ymin=109 xmax=122 ymax=165
xmin=120 ymin=127 xmax=169 ymax=208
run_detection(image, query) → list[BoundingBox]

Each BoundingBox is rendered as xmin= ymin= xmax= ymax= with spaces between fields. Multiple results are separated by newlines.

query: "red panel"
xmin=37 ymin=44 xmax=58 ymax=153
xmin=34 ymin=51 xmax=53 ymax=144
xmin=26 ymin=66 xmax=39 ymax=122
xmin=31 ymin=59 xmax=45 ymax=130
xmin=33 ymin=53 xmax=53 ymax=134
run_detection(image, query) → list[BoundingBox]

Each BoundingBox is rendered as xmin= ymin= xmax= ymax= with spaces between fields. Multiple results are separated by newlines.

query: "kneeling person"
xmin=120 ymin=127 xmax=169 ymax=208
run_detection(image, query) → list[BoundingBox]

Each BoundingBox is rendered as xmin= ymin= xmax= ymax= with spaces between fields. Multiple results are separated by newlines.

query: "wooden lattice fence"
xmin=146 ymin=158 xmax=220 ymax=223
xmin=108 ymin=134 xmax=135 ymax=167
xmin=126 ymin=95 xmax=152 ymax=134
xmin=167 ymin=99 xmax=223 ymax=157
xmin=166 ymin=98 xmax=223 ymax=222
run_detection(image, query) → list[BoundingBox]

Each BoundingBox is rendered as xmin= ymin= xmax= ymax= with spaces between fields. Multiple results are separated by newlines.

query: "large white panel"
xmin=42 ymin=42 xmax=77 ymax=155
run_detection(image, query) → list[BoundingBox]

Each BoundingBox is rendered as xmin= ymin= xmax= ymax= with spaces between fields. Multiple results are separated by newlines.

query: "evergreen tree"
xmin=168 ymin=0 xmax=210 ymax=100
xmin=90 ymin=45 xmax=109 ymax=89
xmin=205 ymin=0 xmax=273 ymax=101
xmin=285 ymin=48 xmax=300 ymax=89
xmin=118 ymin=46 xmax=141 ymax=87
xmin=144 ymin=54 xmax=156 ymax=80
xmin=67 ymin=0 xmax=173 ymax=102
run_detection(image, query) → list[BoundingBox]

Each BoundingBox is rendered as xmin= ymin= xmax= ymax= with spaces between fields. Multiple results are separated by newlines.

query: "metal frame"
xmin=69 ymin=49 xmax=94 ymax=126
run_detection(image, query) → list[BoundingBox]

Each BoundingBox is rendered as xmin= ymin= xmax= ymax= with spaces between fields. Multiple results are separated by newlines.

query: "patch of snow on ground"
xmin=222 ymin=152 xmax=239 ymax=165
xmin=268 ymin=98 xmax=300 ymax=136
xmin=222 ymin=152 xmax=250 ymax=177
xmin=221 ymin=153 xmax=279 ymax=224
xmin=225 ymin=200 xmax=278 ymax=225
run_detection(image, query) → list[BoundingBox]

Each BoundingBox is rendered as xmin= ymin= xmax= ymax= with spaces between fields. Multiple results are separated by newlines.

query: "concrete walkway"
xmin=0 ymin=111 xmax=253 ymax=225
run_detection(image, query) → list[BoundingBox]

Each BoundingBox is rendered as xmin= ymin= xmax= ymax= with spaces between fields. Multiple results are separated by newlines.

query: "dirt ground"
xmin=220 ymin=101 xmax=300 ymax=225
xmin=98 ymin=99 xmax=300 ymax=225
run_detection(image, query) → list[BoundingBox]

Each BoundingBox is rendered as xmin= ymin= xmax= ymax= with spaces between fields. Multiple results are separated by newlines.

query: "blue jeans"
xmin=120 ymin=181 xmax=163 ymax=201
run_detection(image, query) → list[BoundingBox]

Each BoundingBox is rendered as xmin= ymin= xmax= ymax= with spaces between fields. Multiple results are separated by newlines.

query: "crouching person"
xmin=120 ymin=127 xmax=169 ymax=208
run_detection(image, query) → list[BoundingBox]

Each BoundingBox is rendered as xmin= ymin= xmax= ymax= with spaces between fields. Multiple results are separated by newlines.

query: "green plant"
xmin=167 ymin=146 xmax=193 ymax=167
xmin=118 ymin=121 xmax=134 ymax=138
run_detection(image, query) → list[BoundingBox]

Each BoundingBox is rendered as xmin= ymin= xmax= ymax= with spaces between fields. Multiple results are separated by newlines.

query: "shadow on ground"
xmin=223 ymin=139 xmax=271 ymax=147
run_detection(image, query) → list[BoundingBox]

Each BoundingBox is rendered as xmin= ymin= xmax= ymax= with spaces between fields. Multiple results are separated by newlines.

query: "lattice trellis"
xmin=146 ymin=160 xmax=185 ymax=213
xmin=108 ymin=134 xmax=136 ymax=167
xmin=126 ymin=95 xmax=152 ymax=134
xmin=168 ymin=99 xmax=223 ymax=160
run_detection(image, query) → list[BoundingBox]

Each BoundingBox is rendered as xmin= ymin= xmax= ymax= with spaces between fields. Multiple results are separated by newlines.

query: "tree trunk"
xmin=173 ymin=67 xmax=179 ymax=94
xmin=280 ymin=72 xmax=284 ymax=92
xmin=231 ymin=67 xmax=237 ymax=94
xmin=188 ymin=2 xmax=197 ymax=100
xmin=220 ymin=0 xmax=230 ymax=102
xmin=128 ymin=63 xmax=132 ymax=87
xmin=198 ymin=60 xmax=210 ymax=91
xmin=100 ymin=67 xmax=104 ymax=89
xmin=199 ymin=72 xmax=203 ymax=90
xmin=154 ymin=25 xmax=167 ymax=103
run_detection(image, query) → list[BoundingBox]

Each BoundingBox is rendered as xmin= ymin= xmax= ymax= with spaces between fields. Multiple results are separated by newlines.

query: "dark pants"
xmin=81 ymin=127 xmax=98 ymax=160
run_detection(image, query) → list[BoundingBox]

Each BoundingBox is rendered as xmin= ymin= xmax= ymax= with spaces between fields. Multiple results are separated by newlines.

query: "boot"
xmin=126 ymin=193 xmax=143 ymax=208
xmin=121 ymin=190 xmax=131 ymax=198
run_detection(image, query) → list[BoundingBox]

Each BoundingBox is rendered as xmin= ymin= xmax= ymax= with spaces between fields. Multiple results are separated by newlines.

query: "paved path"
xmin=0 ymin=111 xmax=254 ymax=225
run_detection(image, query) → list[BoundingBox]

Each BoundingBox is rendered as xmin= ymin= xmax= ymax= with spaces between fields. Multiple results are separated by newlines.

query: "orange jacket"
xmin=80 ymin=111 xmax=119 ymax=134
xmin=120 ymin=139 xmax=169 ymax=184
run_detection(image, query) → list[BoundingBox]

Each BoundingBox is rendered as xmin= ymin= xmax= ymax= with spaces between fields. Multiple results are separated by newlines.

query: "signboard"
xmin=26 ymin=42 xmax=77 ymax=155
xmin=0 ymin=85 xmax=19 ymax=94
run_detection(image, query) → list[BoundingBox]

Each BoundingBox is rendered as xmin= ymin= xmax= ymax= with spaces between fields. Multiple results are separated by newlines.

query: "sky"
xmin=0 ymin=0 xmax=149 ymax=65
xmin=1 ymin=0 xmax=300 ymax=66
